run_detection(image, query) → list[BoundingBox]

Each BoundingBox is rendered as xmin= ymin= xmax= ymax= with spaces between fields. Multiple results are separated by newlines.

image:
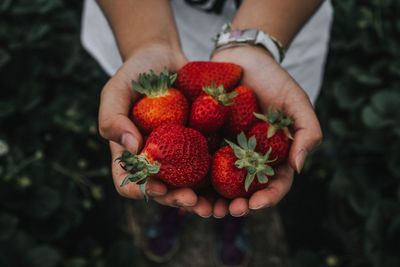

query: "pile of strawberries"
xmin=118 ymin=62 xmax=293 ymax=199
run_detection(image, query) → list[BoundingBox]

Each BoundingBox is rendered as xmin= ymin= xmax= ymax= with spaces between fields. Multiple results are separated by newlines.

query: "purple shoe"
xmin=215 ymin=216 xmax=251 ymax=267
xmin=143 ymin=206 xmax=187 ymax=263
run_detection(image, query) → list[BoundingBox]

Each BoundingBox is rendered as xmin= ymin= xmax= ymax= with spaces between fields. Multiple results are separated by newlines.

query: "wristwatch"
xmin=213 ymin=24 xmax=286 ymax=63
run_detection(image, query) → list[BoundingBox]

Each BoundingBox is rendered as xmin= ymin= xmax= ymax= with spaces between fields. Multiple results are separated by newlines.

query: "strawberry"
xmin=248 ymin=108 xmax=293 ymax=166
xmin=130 ymin=69 xmax=188 ymax=134
xmin=189 ymin=84 xmax=237 ymax=134
xmin=117 ymin=124 xmax=210 ymax=189
xmin=175 ymin=61 xmax=242 ymax=101
xmin=211 ymin=132 xmax=275 ymax=199
xmin=224 ymin=85 xmax=259 ymax=137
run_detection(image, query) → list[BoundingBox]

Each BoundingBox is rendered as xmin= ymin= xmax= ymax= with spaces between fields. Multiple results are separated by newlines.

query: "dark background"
xmin=1 ymin=1 xmax=399 ymax=267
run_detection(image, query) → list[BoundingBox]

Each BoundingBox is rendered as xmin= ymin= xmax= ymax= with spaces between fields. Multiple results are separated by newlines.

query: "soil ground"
xmin=124 ymin=201 xmax=290 ymax=267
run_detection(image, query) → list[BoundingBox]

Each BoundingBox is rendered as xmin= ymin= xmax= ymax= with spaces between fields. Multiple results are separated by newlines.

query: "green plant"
xmin=288 ymin=1 xmax=400 ymax=266
xmin=0 ymin=1 xmax=136 ymax=266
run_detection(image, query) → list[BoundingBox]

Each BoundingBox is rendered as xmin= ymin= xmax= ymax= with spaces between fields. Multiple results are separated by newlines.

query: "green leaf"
xmin=267 ymin=125 xmax=277 ymax=138
xmin=244 ymin=173 xmax=255 ymax=192
xmin=264 ymin=166 xmax=275 ymax=176
xmin=120 ymin=176 xmax=131 ymax=186
xmin=253 ymin=112 xmax=268 ymax=122
xmin=361 ymin=106 xmax=392 ymax=128
xmin=257 ymin=173 xmax=268 ymax=184
xmin=371 ymin=90 xmax=400 ymax=114
xmin=237 ymin=132 xmax=248 ymax=149
xmin=248 ymin=136 xmax=257 ymax=151
xmin=139 ymin=182 xmax=148 ymax=202
xmin=267 ymin=107 xmax=279 ymax=123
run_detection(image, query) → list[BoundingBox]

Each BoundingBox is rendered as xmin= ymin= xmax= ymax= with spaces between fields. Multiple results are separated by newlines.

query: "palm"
xmin=103 ymin=46 xmax=217 ymax=213
xmin=209 ymin=46 xmax=321 ymax=216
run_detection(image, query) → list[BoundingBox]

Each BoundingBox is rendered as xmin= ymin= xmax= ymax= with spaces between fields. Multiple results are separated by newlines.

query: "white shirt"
xmin=81 ymin=0 xmax=333 ymax=104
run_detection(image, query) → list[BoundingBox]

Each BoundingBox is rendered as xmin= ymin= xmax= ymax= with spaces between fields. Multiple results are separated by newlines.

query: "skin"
xmin=97 ymin=0 xmax=323 ymax=218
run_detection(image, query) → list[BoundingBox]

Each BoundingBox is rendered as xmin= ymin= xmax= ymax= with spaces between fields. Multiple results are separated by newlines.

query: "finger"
xmin=229 ymin=198 xmax=249 ymax=217
xmin=213 ymin=198 xmax=229 ymax=218
xmin=99 ymin=73 xmax=143 ymax=153
xmin=145 ymin=178 xmax=168 ymax=197
xmin=183 ymin=196 xmax=213 ymax=218
xmin=283 ymin=86 xmax=323 ymax=173
xmin=153 ymin=188 xmax=198 ymax=208
xmin=110 ymin=141 xmax=167 ymax=199
xmin=249 ymin=164 xmax=294 ymax=210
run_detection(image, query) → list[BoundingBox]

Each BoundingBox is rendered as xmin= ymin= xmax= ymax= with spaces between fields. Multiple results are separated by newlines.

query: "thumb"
xmin=98 ymin=75 xmax=143 ymax=154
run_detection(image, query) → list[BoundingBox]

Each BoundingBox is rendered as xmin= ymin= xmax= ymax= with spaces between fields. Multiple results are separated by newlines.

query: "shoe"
xmin=143 ymin=206 xmax=187 ymax=263
xmin=214 ymin=216 xmax=251 ymax=267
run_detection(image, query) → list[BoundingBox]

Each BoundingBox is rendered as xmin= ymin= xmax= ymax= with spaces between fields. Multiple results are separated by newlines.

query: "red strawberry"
xmin=118 ymin=124 xmax=210 ymax=189
xmin=224 ymin=85 xmax=259 ymax=137
xmin=175 ymin=61 xmax=242 ymax=101
xmin=131 ymin=69 xmax=188 ymax=134
xmin=211 ymin=132 xmax=275 ymax=199
xmin=189 ymin=84 xmax=237 ymax=134
xmin=248 ymin=109 xmax=293 ymax=166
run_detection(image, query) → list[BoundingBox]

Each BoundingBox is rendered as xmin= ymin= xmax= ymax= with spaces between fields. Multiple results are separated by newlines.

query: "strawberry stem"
xmin=131 ymin=68 xmax=176 ymax=97
xmin=116 ymin=151 xmax=160 ymax=190
xmin=253 ymin=107 xmax=293 ymax=139
xmin=203 ymin=83 xmax=237 ymax=106
xmin=225 ymin=132 xmax=275 ymax=192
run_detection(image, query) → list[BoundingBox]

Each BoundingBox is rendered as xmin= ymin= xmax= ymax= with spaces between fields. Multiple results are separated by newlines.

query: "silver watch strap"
xmin=214 ymin=24 xmax=285 ymax=63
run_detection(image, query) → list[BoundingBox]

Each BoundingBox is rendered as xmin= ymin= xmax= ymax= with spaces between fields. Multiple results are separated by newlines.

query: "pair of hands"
xmin=99 ymin=44 xmax=322 ymax=218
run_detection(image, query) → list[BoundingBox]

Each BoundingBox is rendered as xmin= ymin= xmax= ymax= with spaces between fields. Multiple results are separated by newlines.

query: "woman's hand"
xmin=99 ymin=45 xmax=213 ymax=216
xmin=211 ymin=45 xmax=323 ymax=217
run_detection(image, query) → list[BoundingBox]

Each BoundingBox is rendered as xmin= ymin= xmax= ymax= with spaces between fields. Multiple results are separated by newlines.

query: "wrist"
xmin=211 ymin=44 xmax=274 ymax=63
xmin=124 ymin=42 xmax=186 ymax=67
xmin=212 ymin=24 xmax=285 ymax=63
xmin=120 ymin=39 xmax=183 ymax=62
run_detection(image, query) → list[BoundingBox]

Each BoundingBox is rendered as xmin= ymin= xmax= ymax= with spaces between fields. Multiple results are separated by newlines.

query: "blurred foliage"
xmin=0 ymin=0 xmax=399 ymax=267
xmin=0 ymin=1 xmax=136 ymax=267
xmin=285 ymin=0 xmax=400 ymax=267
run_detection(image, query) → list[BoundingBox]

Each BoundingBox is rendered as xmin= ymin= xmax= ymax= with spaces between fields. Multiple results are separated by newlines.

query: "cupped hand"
xmin=99 ymin=44 xmax=214 ymax=217
xmin=211 ymin=45 xmax=323 ymax=217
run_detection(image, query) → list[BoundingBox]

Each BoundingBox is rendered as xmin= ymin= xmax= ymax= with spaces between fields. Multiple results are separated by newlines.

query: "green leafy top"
xmin=131 ymin=68 xmax=177 ymax=97
xmin=254 ymin=107 xmax=293 ymax=139
xmin=203 ymin=83 xmax=238 ymax=106
xmin=225 ymin=132 xmax=276 ymax=192
xmin=116 ymin=151 xmax=160 ymax=199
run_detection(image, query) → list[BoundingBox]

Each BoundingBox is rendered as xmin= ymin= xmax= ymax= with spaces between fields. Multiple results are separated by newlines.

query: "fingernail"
xmin=250 ymin=203 xmax=269 ymax=210
xmin=175 ymin=200 xmax=194 ymax=207
xmin=199 ymin=213 xmax=212 ymax=218
xmin=232 ymin=211 xmax=248 ymax=217
xmin=146 ymin=190 xmax=166 ymax=197
xmin=121 ymin=133 xmax=138 ymax=154
xmin=295 ymin=149 xmax=307 ymax=174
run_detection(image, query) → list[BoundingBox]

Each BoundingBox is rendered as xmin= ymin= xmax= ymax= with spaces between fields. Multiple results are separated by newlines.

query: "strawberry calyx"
xmin=131 ymin=68 xmax=177 ymax=98
xmin=253 ymin=107 xmax=294 ymax=139
xmin=203 ymin=83 xmax=238 ymax=106
xmin=225 ymin=132 xmax=275 ymax=192
xmin=116 ymin=151 xmax=160 ymax=197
